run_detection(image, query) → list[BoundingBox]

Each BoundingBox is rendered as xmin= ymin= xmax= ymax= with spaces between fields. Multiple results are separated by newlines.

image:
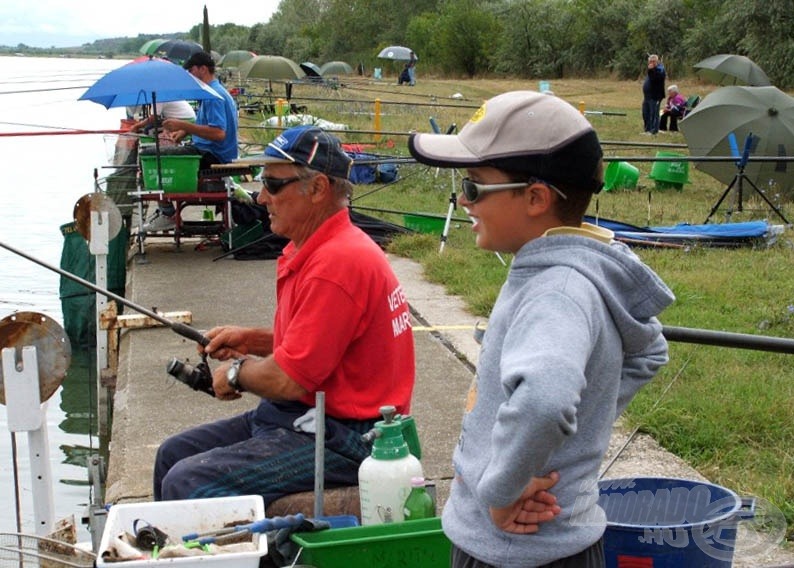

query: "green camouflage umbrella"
xmin=238 ymin=55 xmax=306 ymax=80
xmin=139 ymin=39 xmax=167 ymax=55
xmin=219 ymin=50 xmax=256 ymax=68
xmin=320 ymin=61 xmax=354 ymax=76
xmin=680 ymin=86 xmax=794 ymax=196
xmin=693 ymin=54 xmax=771 ymax=87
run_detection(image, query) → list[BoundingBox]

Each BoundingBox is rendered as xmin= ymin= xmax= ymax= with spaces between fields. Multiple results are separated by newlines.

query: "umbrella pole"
xmin=152 ymin=91 xmax=163 ymax=192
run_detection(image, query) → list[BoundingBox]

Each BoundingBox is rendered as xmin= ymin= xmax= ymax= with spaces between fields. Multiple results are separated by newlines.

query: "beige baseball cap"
xmin=408 ymin=90 xmax=604 ymax=193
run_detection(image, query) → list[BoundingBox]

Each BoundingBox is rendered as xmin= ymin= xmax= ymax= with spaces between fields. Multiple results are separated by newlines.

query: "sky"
xmin=0 ymin=0 xmax=282 ymax=48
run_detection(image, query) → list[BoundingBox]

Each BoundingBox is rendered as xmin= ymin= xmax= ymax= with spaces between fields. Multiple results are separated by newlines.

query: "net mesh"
xmin=0 ymin=533 xmax=95 ymax=568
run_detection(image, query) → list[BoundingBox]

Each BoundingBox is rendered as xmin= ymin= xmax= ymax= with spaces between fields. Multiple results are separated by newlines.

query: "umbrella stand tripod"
xmin=704 ymin=134 xmax=791 ymax=225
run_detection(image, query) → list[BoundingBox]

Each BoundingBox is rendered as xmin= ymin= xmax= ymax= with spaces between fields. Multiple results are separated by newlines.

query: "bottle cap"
xmin=410 ymin=476 xmax=425 ymax=487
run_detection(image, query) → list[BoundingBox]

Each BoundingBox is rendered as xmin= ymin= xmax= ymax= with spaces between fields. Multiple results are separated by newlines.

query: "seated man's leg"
xmin=158 ymin=416 xmax=372 ymax=505
xmin=154 ymin=411 xmax=253 ymax=500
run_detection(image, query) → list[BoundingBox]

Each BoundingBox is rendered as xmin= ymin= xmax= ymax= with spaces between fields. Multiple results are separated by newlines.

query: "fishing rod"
xmin=0 ymin=129 xmax=127 ymax=138
xmin=0 ymin=239 xmax=209 ymax=348
xmin=3 ymin=238 xmax=794 ymax=355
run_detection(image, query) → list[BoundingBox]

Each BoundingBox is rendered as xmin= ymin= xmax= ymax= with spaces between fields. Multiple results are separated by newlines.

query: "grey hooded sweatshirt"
xmin=443 ymin=230 xmax=675 ymax=567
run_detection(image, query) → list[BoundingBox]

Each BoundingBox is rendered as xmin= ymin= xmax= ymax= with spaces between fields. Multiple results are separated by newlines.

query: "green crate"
xmin=140 ymin=154 xmax=200 ymax=192
xmin=403 ymin=213 xmax=446 ymax=235
xmin=290 ymin=517 xmax=450 ymax=568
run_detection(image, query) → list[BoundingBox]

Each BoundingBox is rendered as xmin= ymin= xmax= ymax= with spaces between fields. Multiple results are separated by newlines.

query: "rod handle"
xmin=171 ymin=322 xmax=210 ymax=346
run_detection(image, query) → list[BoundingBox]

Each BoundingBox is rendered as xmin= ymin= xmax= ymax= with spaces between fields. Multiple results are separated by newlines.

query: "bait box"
xmin=97 ymin=495 xmax=267 ymax=567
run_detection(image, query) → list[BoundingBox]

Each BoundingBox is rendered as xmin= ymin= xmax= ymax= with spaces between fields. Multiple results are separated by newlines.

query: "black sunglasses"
xmin=261 ymin=176 xmax=302 ymax=195
xmin=460 ymin=177 xmax=567 ymax=203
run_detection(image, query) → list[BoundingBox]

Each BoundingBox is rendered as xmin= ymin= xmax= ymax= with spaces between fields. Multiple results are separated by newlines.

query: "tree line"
xmin=9 ymin=0 xmax=793 ymax=88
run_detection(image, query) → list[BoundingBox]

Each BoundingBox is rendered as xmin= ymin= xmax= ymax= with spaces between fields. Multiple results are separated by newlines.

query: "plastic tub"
xmin=649 ymin=151 xmax=690 ymax=190
xmin=97 ymin=495 xmax=267 ymax=568
xmin=291 ymin=517 xmax=450 ymax=568
xmin=604 ymin=161 xmax=639 ymax=191
xmin=598 ymin=477 xmax=754 ymax=568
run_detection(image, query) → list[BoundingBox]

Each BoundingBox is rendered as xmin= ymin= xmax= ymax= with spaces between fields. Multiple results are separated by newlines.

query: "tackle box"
xmin=97 ymin=495 xmax=267 ymax=568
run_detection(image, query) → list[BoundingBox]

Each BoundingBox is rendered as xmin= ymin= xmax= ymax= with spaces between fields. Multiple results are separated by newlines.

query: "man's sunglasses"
xmin=261 ymin=176 xmax=302 ymax=195
xmin=460 ymin=177 xmax=567 ymax=203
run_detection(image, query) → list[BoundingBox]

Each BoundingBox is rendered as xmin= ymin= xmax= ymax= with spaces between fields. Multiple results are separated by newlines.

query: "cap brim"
xmin=232 ymin=156 xmax=294 ymax=167
xmin=408 ymin=132 xmax=483 ymax=168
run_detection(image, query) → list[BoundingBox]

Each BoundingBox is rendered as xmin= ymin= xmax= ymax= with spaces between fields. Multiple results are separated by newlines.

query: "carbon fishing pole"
xmin=0 ymin=239 xmax=209 ymax=347
xmin=3 ymin=239 xmax=793 ymax=354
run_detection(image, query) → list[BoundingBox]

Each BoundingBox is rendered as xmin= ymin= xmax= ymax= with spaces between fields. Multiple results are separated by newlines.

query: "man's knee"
xmin=158 ymin=458 xmax=197 ymax=500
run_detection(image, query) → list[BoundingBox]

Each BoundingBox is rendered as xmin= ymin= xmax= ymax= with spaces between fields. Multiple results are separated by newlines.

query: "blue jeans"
xmin=642 ymin=98 xmax=662 ymax=133
xmin=153 ymin=399 xmax=375 ymax=504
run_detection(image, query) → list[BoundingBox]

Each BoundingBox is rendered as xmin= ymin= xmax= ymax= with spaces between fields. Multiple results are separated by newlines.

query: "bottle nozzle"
xmin=361 ymin=427 xmax=382 ymax=444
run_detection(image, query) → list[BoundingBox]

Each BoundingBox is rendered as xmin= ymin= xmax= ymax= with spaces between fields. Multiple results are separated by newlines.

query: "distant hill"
xmin=0 ymin=33 xmax=191 ymax=58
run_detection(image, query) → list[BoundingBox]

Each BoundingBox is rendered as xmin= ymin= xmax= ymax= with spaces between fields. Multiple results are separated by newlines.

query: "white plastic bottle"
xmin=358 ymin=406 xmax=423 ymax=525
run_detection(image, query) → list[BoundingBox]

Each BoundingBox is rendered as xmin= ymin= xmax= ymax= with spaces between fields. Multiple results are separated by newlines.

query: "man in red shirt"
xmin=153 ymin=126 xmax=415 ymax=504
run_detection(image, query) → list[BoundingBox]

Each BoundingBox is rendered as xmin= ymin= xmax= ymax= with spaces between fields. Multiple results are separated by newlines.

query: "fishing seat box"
xmin=139 ymin=145 xmax=201 ymax=193
xmin=96 ymin=495 xmax=267 ymax=568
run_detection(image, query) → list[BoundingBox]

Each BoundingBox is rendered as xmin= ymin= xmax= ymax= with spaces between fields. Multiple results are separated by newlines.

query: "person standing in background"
xmin=642 ymin=54 xmax=666 ymax=135
xmin=408 ymin=51 xmax=417 ymax=86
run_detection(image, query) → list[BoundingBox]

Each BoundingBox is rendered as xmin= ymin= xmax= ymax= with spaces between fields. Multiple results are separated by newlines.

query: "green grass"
xmin=240 ymin=76 xmax=794 ymax=539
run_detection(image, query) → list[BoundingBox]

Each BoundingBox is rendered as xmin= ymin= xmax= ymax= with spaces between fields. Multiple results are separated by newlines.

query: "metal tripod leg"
xmin=704 ymin=175 xmax=740 ymax=224
xmin=705 ymin=170 xmax=790 ymax=225
xmin=740 ymin=174 xmax=791 ymax=224
xmin=439 ymin=170 xmax=455 ymax=253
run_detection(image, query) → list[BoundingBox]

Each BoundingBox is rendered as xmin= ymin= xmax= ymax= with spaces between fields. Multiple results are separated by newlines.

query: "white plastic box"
xmin=97 ymin=495 xmax=267 ymax=567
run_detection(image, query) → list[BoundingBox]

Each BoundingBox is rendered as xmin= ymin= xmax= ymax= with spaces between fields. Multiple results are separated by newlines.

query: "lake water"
xmin=0 ymin=55 xmax=129 ymax=535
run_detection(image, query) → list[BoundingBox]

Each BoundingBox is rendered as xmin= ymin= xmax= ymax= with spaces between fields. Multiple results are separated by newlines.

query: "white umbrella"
xmin=377 ymin=46 xmax=417 ymax=62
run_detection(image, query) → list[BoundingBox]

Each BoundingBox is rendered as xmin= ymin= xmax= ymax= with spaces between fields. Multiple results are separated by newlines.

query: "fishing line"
xmin=0 ymin=85 xmax=92 ymax=96
xmin=599 ymin=350 xmax=695 ymax=478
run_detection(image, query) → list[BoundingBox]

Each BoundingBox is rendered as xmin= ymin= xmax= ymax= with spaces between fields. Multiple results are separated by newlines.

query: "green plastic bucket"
xmin=604 ymin=161 xmax=639 ymax=191
xmin=649 ymin=151 xmax=690 ymax=190
xmin=404 ymin=213 xmax=445 ymax=235
xmin=291 ymin=517 xmax=451 ymax=568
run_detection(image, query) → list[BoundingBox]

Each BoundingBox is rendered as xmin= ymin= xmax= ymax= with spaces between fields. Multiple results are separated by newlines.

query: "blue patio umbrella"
xmin=78 ymin=58 xmax=221 ymax=109
xmin=79 ymin=58 xmax=222 ymax=191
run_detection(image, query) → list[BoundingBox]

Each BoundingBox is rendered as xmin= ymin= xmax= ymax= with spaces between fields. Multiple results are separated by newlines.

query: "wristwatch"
xmin=226 ymin=358 xmax=247 ymax=392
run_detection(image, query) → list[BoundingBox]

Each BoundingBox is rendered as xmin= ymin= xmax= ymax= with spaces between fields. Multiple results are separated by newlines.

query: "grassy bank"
xmin=240 ymin=75 xmax=794 ymax=537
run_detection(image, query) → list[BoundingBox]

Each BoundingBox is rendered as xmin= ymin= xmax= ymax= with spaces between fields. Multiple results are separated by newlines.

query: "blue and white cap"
xmin=259 ymin=125 xmax=353 ymax=180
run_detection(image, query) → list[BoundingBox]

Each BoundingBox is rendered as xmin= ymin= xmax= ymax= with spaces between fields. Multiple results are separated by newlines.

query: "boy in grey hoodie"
xmin=408 ymin=91 xmax=675 ymax=567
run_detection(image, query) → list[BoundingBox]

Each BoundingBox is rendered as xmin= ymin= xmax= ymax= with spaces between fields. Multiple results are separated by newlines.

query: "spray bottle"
xmin=358 ymin=405 xmax=423 ymax=525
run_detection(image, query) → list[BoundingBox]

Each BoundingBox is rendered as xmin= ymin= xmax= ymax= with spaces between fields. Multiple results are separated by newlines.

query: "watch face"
xmin=226 ymin=364 xmax=237 ymax=381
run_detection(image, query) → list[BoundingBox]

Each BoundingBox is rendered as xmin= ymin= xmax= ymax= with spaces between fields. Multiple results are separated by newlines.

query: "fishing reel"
xmin=166 ymin=355 xmax=215 ymax=396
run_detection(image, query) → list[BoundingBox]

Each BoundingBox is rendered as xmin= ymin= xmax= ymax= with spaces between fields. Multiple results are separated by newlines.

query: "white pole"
xmin=3 ymin=346 xmax=55 ymax=535
xmin=90 ymin=210 xmax=111 ymax=440
xmin=314 ymin=391 xmax=325 ymax=519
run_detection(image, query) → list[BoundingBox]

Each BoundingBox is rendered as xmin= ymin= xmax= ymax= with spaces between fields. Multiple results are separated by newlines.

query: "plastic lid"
xmin=410 ymin=476 xmax=426 ymax=487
